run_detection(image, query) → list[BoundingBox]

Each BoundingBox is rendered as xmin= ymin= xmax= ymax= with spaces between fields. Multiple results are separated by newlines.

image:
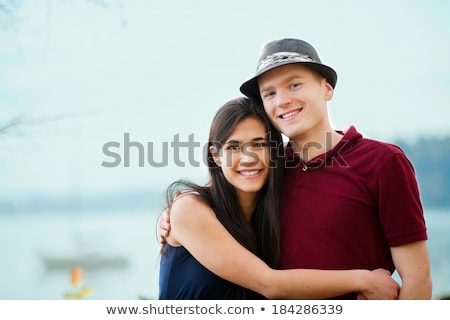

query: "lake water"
xmin=1 ymin=208 xmax=449 ymax=300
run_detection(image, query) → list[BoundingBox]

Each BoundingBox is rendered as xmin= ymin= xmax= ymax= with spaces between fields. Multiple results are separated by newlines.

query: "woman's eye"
xmin=254 ymin=143 xmax=264 ymax=149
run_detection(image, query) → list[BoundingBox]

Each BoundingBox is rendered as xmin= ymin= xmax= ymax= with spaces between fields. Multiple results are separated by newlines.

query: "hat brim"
xmin=240 ymin=60 xmax=337 ymax=101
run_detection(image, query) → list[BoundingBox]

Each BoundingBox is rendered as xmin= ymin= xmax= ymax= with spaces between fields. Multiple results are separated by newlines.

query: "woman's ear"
xmin=209 ymin=145 xmax=222 ymax=167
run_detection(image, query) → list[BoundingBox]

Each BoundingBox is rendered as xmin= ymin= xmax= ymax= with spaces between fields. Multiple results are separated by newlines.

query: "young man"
xmin=159 ymin=38 xmax=432 ymax=299
xmin=239 ymin=38 xmax=432 ymax=299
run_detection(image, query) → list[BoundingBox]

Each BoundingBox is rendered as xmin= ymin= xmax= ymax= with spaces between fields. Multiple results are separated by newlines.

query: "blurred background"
xmin=1 ymin=0 xmax=449 ymax=299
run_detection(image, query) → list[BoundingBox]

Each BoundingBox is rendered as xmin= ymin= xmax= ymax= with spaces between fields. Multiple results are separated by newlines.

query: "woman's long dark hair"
xmin=163 ymin=96 xmax=285 ymax=299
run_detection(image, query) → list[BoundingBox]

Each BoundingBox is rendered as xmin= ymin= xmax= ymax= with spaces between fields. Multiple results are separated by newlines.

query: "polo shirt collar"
xmin=285 ymin=126 xmax=362 ymax=167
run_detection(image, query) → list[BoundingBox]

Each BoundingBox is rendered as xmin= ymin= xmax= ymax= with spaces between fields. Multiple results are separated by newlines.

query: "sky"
xmin=1 ymin=0 xmax=450 ymax=199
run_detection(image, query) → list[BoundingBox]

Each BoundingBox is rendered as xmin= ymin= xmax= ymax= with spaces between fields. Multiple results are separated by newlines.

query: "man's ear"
xmin=324 ymin=81 xmax=334 ymax=101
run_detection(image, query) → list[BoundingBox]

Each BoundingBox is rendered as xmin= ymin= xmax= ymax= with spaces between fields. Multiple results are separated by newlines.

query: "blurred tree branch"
xmin=0 ymin=0 xmax=126 ymax=136
xmin=0 ymin=112 xmax=98 ymax=136
xmin=0 ymin=0 xmax=20 ymax=30
xmin=0 ymin=0 xmax=123 ymax=29
xmin=0 ymin=116 xmax=23 ymax=134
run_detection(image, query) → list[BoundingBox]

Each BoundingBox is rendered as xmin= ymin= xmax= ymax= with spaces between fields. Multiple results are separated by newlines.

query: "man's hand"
xmin=358 ymin=268 xmax=399 ymax=300
xmin=157 ymin=190 xmax=183 ymax=244
xmin=157 ymin=207 xmax=171 ymax=245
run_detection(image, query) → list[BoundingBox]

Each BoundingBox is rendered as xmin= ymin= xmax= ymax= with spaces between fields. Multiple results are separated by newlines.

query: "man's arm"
xmin=391 ymin=240 xmax=432 ymax=299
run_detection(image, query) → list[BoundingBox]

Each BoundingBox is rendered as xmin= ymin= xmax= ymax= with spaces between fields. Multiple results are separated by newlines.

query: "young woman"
xmin=158 ymin=97 xmax=399 ymax=300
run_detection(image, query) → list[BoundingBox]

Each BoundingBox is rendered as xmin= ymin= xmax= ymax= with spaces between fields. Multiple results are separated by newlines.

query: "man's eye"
xmin=263 ymin=91 xmax=275 ymax=99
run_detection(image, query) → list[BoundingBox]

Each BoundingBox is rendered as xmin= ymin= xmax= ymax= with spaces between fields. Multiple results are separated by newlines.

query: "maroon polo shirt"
xmin=280 ymin=126 xmax=427 ymax=299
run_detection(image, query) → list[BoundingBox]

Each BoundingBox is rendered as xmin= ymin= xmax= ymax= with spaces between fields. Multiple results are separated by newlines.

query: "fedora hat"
xmin=240 ymin=38 xmax=337 ymax=100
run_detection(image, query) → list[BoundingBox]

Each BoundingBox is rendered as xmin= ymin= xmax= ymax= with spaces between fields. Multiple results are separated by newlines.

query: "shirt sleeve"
xmin=375 ymin=152 xmax=428 ymax=247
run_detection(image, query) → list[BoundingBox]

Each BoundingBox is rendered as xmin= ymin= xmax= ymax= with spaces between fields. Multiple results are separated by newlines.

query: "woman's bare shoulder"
xmin=170 ymin=192 xmax=212 ymax=220
xmin=171 ymin=191 xmax=206 ymax=207
xmin=166 ymin=191 xmax=215 ymax=246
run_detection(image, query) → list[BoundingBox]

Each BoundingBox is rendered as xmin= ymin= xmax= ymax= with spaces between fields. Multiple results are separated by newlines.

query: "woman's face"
xmin=212 ymin=116 xmax=271 ymax=198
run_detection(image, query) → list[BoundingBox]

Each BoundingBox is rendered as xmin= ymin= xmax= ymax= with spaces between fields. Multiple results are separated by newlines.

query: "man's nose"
xmin=276 ymin=90 xmax=293 ymax=108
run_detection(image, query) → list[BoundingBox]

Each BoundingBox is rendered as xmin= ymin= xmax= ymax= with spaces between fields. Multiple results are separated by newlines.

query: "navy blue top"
xmin=159 ymin=244 xmax=233 ymax=299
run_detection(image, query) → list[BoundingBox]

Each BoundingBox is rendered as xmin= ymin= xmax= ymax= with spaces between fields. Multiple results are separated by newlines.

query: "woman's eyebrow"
xmin=225 ymin=137 xmax=268 ymax=144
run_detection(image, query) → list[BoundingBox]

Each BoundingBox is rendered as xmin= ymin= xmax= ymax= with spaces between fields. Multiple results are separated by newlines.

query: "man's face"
xmin=257 ymin=64 xmax=333 ymax=142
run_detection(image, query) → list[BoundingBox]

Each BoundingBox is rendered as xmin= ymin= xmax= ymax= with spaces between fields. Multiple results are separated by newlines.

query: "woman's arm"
xmin=167 ymin=195 xmax=399 ymax=300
